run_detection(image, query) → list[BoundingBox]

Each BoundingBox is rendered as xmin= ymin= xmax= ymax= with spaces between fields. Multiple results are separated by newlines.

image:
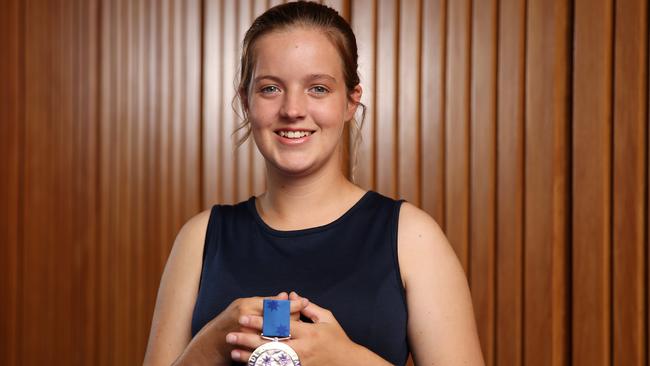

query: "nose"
xmin=279 ymin=89 xmax=306 ymax=120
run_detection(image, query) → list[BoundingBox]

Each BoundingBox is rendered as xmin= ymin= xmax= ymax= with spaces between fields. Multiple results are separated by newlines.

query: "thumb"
xmin=301 ymin=301 xmax=337 ymax=324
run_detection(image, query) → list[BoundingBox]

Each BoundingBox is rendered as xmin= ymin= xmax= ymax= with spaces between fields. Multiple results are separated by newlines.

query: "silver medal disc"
xmin=248 ymin=341 xmax=301 ymax=366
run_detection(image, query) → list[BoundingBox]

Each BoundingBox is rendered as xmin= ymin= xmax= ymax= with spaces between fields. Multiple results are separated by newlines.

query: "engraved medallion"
xmin=248 ymin=341 xmax=301 ymax=366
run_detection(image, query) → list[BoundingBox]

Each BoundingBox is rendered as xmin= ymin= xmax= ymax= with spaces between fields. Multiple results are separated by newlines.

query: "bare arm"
xmin=143 ymin=210 xmax=211 ymax=365
xmin=398 ymin=203 xmax=485 ymax=366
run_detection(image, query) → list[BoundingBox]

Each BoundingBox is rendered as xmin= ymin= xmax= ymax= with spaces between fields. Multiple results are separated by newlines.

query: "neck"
xmin=257 ymin=153 xmax=362 ymax=228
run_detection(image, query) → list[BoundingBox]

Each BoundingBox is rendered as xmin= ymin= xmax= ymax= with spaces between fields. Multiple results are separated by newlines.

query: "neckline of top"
xmin=247 ymin=190 xmax=374 ymax=237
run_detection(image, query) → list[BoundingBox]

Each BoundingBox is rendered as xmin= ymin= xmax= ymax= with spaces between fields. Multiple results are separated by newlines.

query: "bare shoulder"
xmin=172 ymin=208 xmax=212 ymax=255
xmin=396 ymin=202 xmax=485 ymax=365
xmin=397 ymin=202 xmax=459 ymax=284
xmin=143 ymin=208 xmax=212 ymax=366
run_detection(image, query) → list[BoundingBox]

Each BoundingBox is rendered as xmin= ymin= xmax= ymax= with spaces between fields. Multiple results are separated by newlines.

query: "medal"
xmin=248 ymin=299 xmax=301 ymax=366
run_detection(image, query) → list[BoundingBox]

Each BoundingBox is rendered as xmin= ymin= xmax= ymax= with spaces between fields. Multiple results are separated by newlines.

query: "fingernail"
xmin=302 ymin=298 xmax=309 ymax=306
xmin=239 ymin=316 xmax=249 ymax=325
xmin=231 ymin=350 xmax=241 ymax=360
xmin=226 ymin=334 xmax=237 ymax=344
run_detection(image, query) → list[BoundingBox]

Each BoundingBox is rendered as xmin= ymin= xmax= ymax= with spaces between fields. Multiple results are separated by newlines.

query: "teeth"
xmin=278 ymin=130 xmax=312 ymax=139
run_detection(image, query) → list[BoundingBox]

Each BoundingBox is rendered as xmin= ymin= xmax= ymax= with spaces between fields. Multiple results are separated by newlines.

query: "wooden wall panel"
xmin=0 ymin=0 xmax=22 ymax=364
xmin=470 ymin=0 xmax=497 ymax=364
xmin=496 ymin=0 xmax=526 ymax=364
xmin=96 ymin=0 xmax=203 ymax=363
xmin=420 ymin=0 xmax=446 ymax=226
xmin=203 ymin=0 xmax=223 ymax=206
xmin=524 ymin=1 xmax=569 ymax=365
xmin=220 ymin=0 xmax=237 ymax=204
xmin=351 ymin=0 xmax=376 ymax=190
xmin=397 ymin=0 xmax=421 ymax=205
xmin=235 ymin=0 xmax=253 ymax=203
xmin=612 ymin=0 xmax=648 ymax=364
xmin=375 ymin=0 xmax=398 ymax=197
xmin=444 ymin=0 xmax=471 ymax=270
xmin=572 ymin=0 xmax=613 ymax=365
xmin=251 ymin=0 xmax=268 ymax=197
xmin=18 ymin=1 xmax=99 ymax=364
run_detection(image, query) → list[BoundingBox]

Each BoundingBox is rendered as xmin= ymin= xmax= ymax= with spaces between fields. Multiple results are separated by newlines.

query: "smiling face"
xmin=245 ymin=27 xmax=361 ymax=177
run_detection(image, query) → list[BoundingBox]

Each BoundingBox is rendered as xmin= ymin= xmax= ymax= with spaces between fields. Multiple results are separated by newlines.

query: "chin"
xmin=270 ymin=158 xmax=320 ymax=177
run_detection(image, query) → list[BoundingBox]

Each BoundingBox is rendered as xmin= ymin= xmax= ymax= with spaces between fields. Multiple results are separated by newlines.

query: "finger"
xmin=231 ymin=349 xmax=253 ymax=363
xmin=239 ymin=314 xmax=263 ymax=331
xmin=226 ymin=332 xmax=266 ymax=351
xmin=290 ymin=297 xmax=310 ymax=313
xmin=270 ymin=291 xmax=289 ymax=300
xmin=300 ymin=302 xmax=336 ymax=324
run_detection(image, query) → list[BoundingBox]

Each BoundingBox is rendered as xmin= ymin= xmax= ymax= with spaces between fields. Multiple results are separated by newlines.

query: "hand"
xmin=174 ymin=292 xmax=308 ymax=365
xmin=226 ymin=292 xmax=366 ymax=365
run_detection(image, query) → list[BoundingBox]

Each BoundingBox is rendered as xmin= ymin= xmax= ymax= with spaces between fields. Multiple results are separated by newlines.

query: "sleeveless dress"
xmin=191 ymin=191 xmax=409 ymax=365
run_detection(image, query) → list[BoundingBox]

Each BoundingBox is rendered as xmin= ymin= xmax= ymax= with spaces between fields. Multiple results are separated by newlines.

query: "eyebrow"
xmin=252 ymin=73 xmax=338 ymax=84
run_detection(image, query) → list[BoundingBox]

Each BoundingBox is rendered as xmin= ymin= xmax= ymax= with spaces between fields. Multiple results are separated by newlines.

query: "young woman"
xmin=144 ymin=2 xmax=484 ymax=365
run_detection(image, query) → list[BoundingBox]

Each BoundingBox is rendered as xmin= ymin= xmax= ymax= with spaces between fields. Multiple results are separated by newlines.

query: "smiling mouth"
xmin=275 ymin=130 xmax=315 ymax=139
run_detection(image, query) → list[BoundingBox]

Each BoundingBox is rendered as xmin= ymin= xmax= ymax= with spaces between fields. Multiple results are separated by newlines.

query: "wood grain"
xmin=397 ymin=0 xmax=421 ymax=205
xmin=203 ymin=0 xmax=224 ymax=206
xmin=0 ymin=0 xmax=23 ymax=364
xmin=469 ymin=0 xmax=497 ymax=363
xmin=444 ymin=0 xmax=471 ymax=270
xmin=375 ymin=0 xmax=398 ymax=198
xmin=612 ymin=0 xmax=648 ymax=364
xmin=572 ymin=0 xmax=613 ymax=365
xmin=496 ymin=0 xmax=525 ymax=364
xmin=420 ymin=0 xmax=446 ymax=227
xmin=524 ymin=0 xmax=569 ymax=365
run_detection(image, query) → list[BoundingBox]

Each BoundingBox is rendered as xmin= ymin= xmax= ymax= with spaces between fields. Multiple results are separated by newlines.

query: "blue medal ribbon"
xmin=262 ymin=299 xmax=291 ymax=338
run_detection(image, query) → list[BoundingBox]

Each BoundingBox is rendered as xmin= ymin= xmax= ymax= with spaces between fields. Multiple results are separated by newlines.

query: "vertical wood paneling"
xmin=375 ymin=0 xmax=397 ymax=197
xmin=445 ymin=0 xmax=471 ymax=270
xmin=158 ymin=0 xmax=172 ymax=266
xmin=572 ymin=0 xmax=612 ymax=365
xmin=18 ymin=1 xmax=99 ymax=363
xmin=221 ymin=0 xmax=237 ymax=204
xmin=470 ymin=0 xmax=497 ymax=363
xmin=251 ymin=0 xmax=268 ymax=197
xmin=184 ymin=0 xmax=202 ymax=218
xmin=397 ymin=0 xmax=421 ymax=205
xmin=0 ymin=0 xmax=22 ymax=364
xmin=97 ymin=0 xmax=114 ymax=363
xmin=350 ymin=0 xmax=376 ymax=190
xmin=612 ymin=0 xmax=648 ymax=364
xmin=496 ymin=0 xmax=526 ymax=365
xmin=236 ymin=0 xmax=253 ymax=203
xmin=524 ymin=1 xmax=569 ymax=365
xmin=420 ymin=0 xmax=446 ymax=226
xmin=22 ymin=2 xmax=57 ymax=362
xmin=134 ymin=0 xmax=146 ymax=357
xmin=78 ymin=1 xmax=99 ymax=364
xmin=203 ymin=0 xmax=223 ymax=206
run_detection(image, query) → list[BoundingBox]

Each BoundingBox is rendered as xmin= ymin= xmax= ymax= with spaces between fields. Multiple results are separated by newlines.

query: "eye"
xmin=260 ymin=85 xmax=280 ymax=94
xmin=309 ymin=85 xmax=330 ymax=95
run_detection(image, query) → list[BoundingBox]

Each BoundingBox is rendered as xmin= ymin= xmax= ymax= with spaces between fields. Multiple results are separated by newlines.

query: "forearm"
xmin=171 ymin=328 xmax=230 ymax=366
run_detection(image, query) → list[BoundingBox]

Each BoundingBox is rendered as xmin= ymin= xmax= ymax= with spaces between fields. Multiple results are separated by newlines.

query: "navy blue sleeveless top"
xmin=191 ymin=191 xmax=409 ymax=365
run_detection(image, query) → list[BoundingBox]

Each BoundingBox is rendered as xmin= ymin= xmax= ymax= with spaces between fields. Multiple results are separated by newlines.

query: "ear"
xmin=345 ymin=84 xmax=363 ymax=121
